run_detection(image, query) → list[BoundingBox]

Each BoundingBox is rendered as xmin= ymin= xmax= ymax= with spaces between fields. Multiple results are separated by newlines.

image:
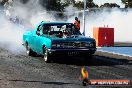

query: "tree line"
xmin=0 ymin=0 xmax=132 ymax=11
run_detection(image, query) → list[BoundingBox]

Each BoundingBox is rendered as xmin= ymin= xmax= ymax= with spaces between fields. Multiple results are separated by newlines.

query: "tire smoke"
xmin=67 ymin=8 xmax=132 ymax=42
xmin=0 ymin=0 xmax=132 ymax=55
xmin=0 ymin=0 xmax=56 ymax=54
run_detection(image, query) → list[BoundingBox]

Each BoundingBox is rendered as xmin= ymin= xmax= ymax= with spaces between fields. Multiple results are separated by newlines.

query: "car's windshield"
xmin=41 ymin=23 xmax=82 ymax=38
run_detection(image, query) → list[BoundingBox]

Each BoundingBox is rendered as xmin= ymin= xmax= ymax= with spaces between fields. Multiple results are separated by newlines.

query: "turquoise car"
xmin=23 ymin=21 xmax=96 ymax=62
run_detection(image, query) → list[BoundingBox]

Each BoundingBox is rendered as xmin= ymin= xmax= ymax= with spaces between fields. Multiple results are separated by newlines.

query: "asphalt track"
xmin=0 ymin=48 xmax=132 ymax=88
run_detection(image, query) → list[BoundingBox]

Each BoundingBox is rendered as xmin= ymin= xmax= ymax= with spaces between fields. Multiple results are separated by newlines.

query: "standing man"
xmin=74 ymin=17 xmax=81 ymax=34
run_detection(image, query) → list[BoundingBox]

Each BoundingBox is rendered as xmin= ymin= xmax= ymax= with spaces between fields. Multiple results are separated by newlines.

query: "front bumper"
xmin=48 ymin=48 xmax=97 ymax=56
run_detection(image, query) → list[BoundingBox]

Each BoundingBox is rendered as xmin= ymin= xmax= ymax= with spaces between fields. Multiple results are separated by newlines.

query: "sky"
xmin=76 ymin=0 xmax=125 ymax=8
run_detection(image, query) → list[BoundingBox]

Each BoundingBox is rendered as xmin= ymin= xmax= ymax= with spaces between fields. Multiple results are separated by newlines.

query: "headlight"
xmin=52 ymin=43 xmax=64 ymax=48
xmin=90 ymin=43 xmax=94 ymax=47
xmin=81 ymin=42 xmax=86 ymax=47
xmin=57 ymin=43 xmax=61 ymax=48
xmin=84 ymin=42 xmax=94 ymax=47
xmin=52 ymin=43 xmax=57 ymax=48
xmin=85 ymin=42 xmax=90 ymax=47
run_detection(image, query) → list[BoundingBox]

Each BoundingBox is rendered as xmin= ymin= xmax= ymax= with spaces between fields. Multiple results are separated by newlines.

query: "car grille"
xmin=52 ymin=42 xmax=95 ymax=48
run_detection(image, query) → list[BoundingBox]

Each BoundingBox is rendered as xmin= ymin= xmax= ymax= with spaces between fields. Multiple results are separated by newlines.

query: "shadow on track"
xmin=3 ymin=79 xmax=73 ymax=85
xmin=50 ymin=55 xmax=132 ymax=66
xmin=33 ymin=53 xmax=132 ymax=66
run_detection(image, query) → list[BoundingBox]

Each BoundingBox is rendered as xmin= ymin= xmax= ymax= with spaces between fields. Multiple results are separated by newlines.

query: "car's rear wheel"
xmin=43 ymin=46 xmax=51 ymax=63
xmin=25 ymin=42 xmax=36 ymax=56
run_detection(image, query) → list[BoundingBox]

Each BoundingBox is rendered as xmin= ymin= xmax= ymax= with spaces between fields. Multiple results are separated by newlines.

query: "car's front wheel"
xmin=43 ymin=46 xmax=51 ymax=63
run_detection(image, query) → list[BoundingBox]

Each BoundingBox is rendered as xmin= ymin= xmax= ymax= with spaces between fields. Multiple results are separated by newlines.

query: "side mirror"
xmin=36 ymin=31 xmax=40 ymax=36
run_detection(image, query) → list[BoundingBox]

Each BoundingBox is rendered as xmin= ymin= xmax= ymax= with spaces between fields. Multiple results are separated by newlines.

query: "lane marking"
xmin=97 ymin=50 xmax=132 ymax=58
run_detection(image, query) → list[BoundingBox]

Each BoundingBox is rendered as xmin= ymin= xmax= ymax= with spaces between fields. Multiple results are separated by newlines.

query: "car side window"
xmin=36 ymin=25 xmax=43 ymax=36
xmin=43 ymin=25 xmax=51 ymax=34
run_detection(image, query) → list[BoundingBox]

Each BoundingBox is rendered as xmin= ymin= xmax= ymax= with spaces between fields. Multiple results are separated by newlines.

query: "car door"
xmin=32 ymin=25 xmax=44 ymax=54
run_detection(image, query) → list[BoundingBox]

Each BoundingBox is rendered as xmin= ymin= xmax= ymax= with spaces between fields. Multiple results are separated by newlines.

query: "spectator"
xmin=74 ymin=17 xmax=81 ymax=35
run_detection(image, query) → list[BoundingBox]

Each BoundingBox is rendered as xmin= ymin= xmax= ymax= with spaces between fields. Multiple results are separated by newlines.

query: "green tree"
xmin=60 ymin=0 xmax=76 ymax=10
xmin=74 ymin=0 xmax=98 ymax=10
xmin=74 ymin=1 xmax=83 ymax=10
xmin=0 ymin=0 xmax=8 ymax=5
xmin=39 ymin=0 xmax=63 ymax=11
xmin=100 ymin=3 xmax=120 ymax=8
xmin=86 ymin=0 xmax=98 ymax=8
xmin=62 ymin=0 xmax=75 ymax=5
xmin=19 ymin=0 xmax=29 ymax=4
xmin=122 ymin=0 xmax=132 ymax=8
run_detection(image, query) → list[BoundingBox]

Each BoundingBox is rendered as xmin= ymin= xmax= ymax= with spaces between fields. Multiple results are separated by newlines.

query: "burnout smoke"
xmin=67 ymin=8 xmax=132 ymax=42
xmin=0 ymin=0 xmax=56 ymax=54
xmin=1 ymin=0 xmax=132 ymax=55
xmin=0 ymin=14 xmax=25 ymax=54
xmin=85 ymin=8 xmax=132 ymax=42
xmin=11 ymin=0 xmax=56 ymax=27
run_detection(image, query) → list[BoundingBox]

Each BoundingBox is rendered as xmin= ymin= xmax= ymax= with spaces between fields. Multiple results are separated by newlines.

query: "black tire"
xmin=43 ymin=46 xmax=51 ymax=63
xmin=25 ymin=42 xmax=36 ymax=56
xmin=82 ymin=80 xmax=87 ymax=86
xmin=82 ymin=78 xmax=91 ymax=86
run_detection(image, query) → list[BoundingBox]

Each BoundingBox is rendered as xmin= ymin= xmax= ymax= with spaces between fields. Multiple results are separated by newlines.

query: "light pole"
xmin=83 ymin=0 xmax=86 ymax=36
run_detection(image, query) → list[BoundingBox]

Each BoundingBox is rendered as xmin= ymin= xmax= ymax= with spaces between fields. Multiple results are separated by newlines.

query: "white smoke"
xmin=67 ymin=8 xmax=132 ymax=42
xmin=0 ymin=14 xmax=25 ymax=54
xmin=0 ymin=0 xmax=56 ymax=54
xmin=11 ymin=0 xmax=56 ymax=27
xmin=30 ymin=12 xmax=56 ymax=27
xmin=84 ymin=8 xmax=132 ymax=42
xmin=1 ymin=0 xmax=132 ymax=55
